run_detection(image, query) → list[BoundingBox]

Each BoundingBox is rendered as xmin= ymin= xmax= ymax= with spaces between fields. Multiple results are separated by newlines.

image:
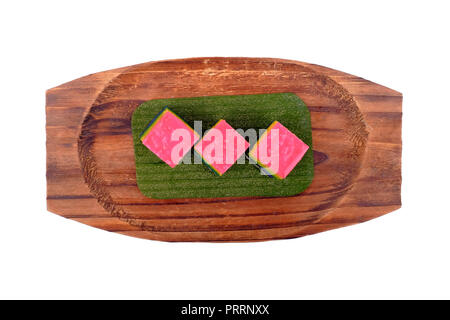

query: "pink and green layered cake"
xmin=132 ymin=93 xmax=313 ymax=199
xmin=140 ymin=107 xmax=200 ymax=168
xmin=194 ymin=119 xmax=249 ymax=176
xmin=249 ymin=121 xmax=309 ymax=179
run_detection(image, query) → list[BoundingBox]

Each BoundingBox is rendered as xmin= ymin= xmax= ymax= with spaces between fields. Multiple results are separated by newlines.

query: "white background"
xmin=1 ymin=0 xmax=449 ymax=299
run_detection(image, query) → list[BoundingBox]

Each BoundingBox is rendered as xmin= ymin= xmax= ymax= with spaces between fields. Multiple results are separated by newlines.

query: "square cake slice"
xmin=249 ymin=121 xmax=309 ymax=179
xmin=140 ymin=107 xmax=199 ymax=168
xmin=194 ymin=119 xmax=249 ymax=176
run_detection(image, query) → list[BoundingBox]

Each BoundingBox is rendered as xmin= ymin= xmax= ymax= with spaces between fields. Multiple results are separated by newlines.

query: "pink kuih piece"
xmin=249 ymin=121 xmax=309 ymax=179
xmin=194 ymin=120 xmax=249 ymax=176
xmin=140 ymin=107 xmax=200 ymax=168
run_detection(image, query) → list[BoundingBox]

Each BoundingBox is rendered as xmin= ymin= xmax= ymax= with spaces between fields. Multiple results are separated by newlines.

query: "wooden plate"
xmin=46 ymin=57 xmax=402 ymax=242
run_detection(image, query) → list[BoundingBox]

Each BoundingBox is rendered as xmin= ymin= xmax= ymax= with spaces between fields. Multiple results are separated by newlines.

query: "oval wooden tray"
xmin=46 ymin=57 xmax=402 ymax=242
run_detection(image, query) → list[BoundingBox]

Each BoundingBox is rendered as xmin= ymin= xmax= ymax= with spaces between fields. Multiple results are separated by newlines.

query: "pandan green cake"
xmin=131 ymin=93 xmax=314 ymax=199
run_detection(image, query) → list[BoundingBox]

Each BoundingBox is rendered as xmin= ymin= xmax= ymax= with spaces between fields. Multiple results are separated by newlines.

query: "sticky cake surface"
xmin=194 ymin=120 xmax=249 ymax=175
xmin=249 ymin=121 xmax=309 ymax=179
xmin=140 ymin=108 xmax=199 ymax=168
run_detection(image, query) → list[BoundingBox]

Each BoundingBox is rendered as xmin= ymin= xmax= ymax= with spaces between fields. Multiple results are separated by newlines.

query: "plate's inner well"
xmin=131 ymin=93 xmax=314 ymax=199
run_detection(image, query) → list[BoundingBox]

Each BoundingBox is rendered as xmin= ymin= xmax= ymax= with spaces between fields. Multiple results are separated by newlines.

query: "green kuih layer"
xmin=131 ymin=93 xmax=314 ymax=199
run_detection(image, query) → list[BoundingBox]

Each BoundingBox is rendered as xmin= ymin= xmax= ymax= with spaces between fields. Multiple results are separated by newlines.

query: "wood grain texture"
xmin=46 ymin=57 xmax=402 ymax=242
